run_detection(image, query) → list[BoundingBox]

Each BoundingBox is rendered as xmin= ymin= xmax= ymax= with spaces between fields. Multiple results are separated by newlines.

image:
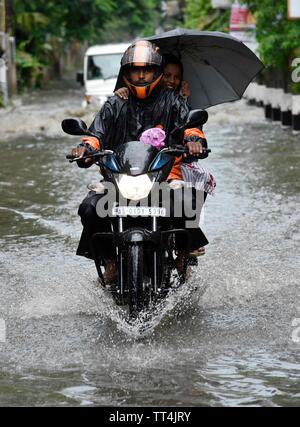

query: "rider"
xmin=69 ymin=40 xmax=208 ymax=282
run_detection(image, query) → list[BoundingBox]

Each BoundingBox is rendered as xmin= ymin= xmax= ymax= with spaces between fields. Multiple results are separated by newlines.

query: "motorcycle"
xmin=62 ymin=110 xmax=210 ymax=319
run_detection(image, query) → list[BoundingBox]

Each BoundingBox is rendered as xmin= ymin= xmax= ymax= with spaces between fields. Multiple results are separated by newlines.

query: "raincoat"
xmin=82 ymin=87 xmax=206 ymax=180
xmin=88 ymin=87 xmax=190 ymax=148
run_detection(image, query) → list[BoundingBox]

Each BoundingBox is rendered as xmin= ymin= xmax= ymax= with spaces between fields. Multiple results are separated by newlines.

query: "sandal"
xmin=175 ymin=252 xmax=194 ymax=279
xmin=189 ymin=247 xmax=205 ymax=257
xmin=175 ymin=251 xmax=186 ymax=275
xmin=103 ymin=260 xmax=118 ymax=284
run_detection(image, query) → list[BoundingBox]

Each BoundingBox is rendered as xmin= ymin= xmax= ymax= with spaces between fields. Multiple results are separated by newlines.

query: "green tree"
xmin=184 ymin=0 xmax=230 ymax=32
xmin=100 ymin=0 xmax=161 ymax=43
xmin=241 ymin=0 xmax=300 ymax=68
xmin=11 ymin=0 xmax=161 ymax=89
xmin=240 ymin=0 xmax=300 ymax=91
xmin=12 ymin=0 xmax=115 ymax=88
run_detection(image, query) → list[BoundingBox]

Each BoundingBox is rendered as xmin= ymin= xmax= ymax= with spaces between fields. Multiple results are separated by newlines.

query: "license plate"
xmin=112 ymin=206 xmax=166 ymax=217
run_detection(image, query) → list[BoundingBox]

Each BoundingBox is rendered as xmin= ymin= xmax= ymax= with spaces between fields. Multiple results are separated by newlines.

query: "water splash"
xmin=96 ymin=269 xmax=208 ymax=339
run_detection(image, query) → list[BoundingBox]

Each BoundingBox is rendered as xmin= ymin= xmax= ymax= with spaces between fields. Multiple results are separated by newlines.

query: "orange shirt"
xmin=82 ymin=136 xmax=100 ymax=150
xmin=167 ymin=128 xmax=206 ymax=181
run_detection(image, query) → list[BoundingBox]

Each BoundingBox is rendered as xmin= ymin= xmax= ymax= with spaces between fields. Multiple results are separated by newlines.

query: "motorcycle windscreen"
xmin=114 ymin=141 xmax=158 ymax=176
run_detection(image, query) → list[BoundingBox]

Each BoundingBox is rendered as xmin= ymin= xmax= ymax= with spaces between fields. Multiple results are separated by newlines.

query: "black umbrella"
xmin=146 ymin=28 xmax=264 ymax=109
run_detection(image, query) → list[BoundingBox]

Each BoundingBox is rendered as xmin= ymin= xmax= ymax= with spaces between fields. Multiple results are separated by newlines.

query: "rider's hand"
xmin=183 ymin=134 xmax=208 ymax=159
xmin=180 ymin=81 xmax=191 ymax=98
xmin=115 ymin=87 xmax=129 ymax=100
xmin=70 ymin=146 xmax=94 ymax=167
xmin=184 ymin=141 xmax=203 ymax=157
xmin=70 ymin=146 xmax=87 ymax=159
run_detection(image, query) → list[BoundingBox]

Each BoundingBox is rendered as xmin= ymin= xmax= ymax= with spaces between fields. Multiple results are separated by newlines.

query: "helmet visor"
xmin=121 ymin=40 xmax=162 ymax=68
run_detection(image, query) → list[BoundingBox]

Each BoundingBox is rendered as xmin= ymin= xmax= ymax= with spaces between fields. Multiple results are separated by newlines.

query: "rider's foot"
xmin=103 ymin=259 xmax=118 ymax=284
xmin=176 ymin=247 xmax=205 ymax=274
xmin=189 ymin=247 xmax=205 ymax=257
xmin=175 ymin=251 xmax=186 ymax=275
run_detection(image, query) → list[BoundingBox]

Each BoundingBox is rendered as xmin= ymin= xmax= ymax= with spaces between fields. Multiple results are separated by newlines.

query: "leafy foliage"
xmin=13 ymin=0 xmax=115 ymax=45
xmin=99 ymin=0 xmax=161 ymax=43
xmin=16 ymin=50 xmax=43 ymax=88
xmin=240 ymin=0 xmax=300 ymax=69
xmin=184 ymin=0 xmax=230 ymax=32
xmin=11 ymin=0 xmax=161 ymax=89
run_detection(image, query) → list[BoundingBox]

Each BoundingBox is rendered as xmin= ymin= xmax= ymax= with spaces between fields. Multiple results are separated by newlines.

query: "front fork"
xmin=118 ymin=217 xmax=124 ymax=297
xmin=152 ymin=217 xmax=158 ymax=293
xmin=117 ymin=216 xmax=159 ymax=298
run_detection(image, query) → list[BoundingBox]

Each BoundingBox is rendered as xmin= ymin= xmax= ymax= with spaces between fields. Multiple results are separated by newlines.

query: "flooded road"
xmin=0 ymin=86 xmax=299 ymax=407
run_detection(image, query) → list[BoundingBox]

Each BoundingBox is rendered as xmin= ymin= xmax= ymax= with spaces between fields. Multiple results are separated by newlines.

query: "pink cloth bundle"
xmin=139 ymin=128 xmax=166 ymax=149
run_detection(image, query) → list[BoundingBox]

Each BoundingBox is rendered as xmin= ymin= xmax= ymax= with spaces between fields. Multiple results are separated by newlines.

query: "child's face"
xmin=162 ymin=63 xmax=182 ymax=91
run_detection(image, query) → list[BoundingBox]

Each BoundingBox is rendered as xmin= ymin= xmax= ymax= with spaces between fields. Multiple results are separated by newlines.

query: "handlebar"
xmin=66 ymin=150 xmax=113 ymax=163
xmin=66 ymin=145 xmax=211 ymax=163
xmin=162 ymin=145 xmax=211 ymax=156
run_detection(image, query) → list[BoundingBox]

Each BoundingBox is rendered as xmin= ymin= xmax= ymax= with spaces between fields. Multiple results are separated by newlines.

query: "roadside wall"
xmin=244 ymin=83 xmax=300 ymax=133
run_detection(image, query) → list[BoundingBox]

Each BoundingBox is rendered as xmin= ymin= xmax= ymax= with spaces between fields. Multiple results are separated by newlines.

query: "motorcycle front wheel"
xmin=127 ymin=243 xmax=145 ymax=318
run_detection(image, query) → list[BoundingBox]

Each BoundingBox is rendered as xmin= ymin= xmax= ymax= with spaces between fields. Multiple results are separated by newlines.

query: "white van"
xmin=77 ymin=43 xmax=130 ymax=108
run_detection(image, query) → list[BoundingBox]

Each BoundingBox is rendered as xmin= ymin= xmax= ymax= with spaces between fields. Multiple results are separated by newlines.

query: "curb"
xmin=244 ymin=83 xmax=300 ymax=133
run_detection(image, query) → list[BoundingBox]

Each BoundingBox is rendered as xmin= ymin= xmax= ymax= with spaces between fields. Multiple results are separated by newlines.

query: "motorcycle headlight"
xmin=117 ymin=174 xmax=154 ymax=201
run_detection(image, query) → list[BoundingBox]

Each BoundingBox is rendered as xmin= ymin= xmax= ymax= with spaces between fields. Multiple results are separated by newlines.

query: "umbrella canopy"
xmin=145 ymin=28 xmax=264 ymax=109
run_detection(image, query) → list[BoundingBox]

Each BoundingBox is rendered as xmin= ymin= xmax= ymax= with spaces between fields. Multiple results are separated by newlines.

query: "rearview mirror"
xmin=61 ymin=118 xmax=89 ymax=136
xmin=184 ymin=109 xmax=208 ymax=129
xmin=168 ymin=109 xmax=208 ymax=146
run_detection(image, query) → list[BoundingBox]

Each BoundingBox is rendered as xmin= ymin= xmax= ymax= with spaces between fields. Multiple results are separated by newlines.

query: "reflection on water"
xmin=0 ymin=98 xmax=299 ymax=406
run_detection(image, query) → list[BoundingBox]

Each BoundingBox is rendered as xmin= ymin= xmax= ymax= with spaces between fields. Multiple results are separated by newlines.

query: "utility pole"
xmin=6 ymin=0 xmax=17 ymax=96
xmin=0 ymin=0 xmax=6 ymax=55
xmin=0 ymin=1 xmax=5 ymax=32
xmin=0 ymin=0 xmax=17 ymax=104
xmin=0 ymin=0 xmax=9 ymax=105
